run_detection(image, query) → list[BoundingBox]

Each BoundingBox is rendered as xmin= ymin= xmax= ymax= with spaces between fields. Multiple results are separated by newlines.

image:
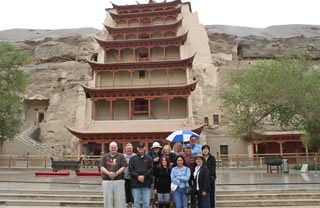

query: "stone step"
xmin=0 ymin=194 xmax=102 ymax=201
xmin=217 ymin=192 xmax=320 ymax=200
xmin=0 ymin=189 xmax=101 ymax=195
xmin=0 ymin=200 xmax=103 ymax=207
xmin=217 ymin=188 xmax=320 ymax=195
xmin=217 ymin=199 xmax=320 ymax=207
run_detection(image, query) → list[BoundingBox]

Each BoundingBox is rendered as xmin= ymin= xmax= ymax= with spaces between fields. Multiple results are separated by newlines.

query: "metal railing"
xmin=0 ymin=153 xmax=319 ymax=169
xmin=14 ymin=124 xmax=63 ymax=158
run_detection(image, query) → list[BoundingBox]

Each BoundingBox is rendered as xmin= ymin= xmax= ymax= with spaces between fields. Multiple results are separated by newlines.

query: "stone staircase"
xmin=0 ymin=188 xmax=320 ymax=207
xmin=14 ymin=124 xmax=62 ymax=158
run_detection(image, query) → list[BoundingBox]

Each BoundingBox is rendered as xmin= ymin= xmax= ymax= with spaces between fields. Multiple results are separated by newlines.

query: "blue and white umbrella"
xmin=166 ymin=130 xmax=200 ymax=143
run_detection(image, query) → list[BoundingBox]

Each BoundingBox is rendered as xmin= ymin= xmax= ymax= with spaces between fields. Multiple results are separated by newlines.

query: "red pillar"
xmin=164 ymin=47 xmax=166 ymax=60
xmin=255 ymin=143 xmax=259 ymax=154
xmin=79 ymin=141 xmax=84 ymax=155
xmin=279 ymin=142 xmax=283 ymax=156
xmin=130 ymin=70 xmax=133 ymax=88
xmin=118 ymin=49 xmax=121 ymax=62
xmin=148 ymin=47 xmax=151 ymax=61
xmin=101 ymin=143 xmax=105 ymax=154
xmin=110 ymin=101 xmax=114 ymax=120
xmin=168 ymin=98 xmax=171 ymax=119
xmin=133 ymin=48 xmax=136 ymax=61
xmin=129 ymin=99 xmax=133 ymax=120
xmin=148 ymin=99 xmax=151 ymax=120
xmin=167 ymin=69 xmax=170 ymax=86
xmin=95 ymin=72 xmax=98 ymax=88
xmin=91 ymin=101 xmax=94 ymax=120
xmin=186 ymin=97 xmax=189 ymax=118
xmin=112 ymin=71 xmax=115 ymax=88
xmin=148 ymin=70 xmax=151 ymax=87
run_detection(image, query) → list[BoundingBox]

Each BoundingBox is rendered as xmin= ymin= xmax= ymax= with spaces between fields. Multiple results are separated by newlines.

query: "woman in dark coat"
xmin=202 ymin=145 xmax=216 ymax=208
xmin=193 ymin=154 xmax=211 ymax=208
xmin=154 ymin=156 xmax=171 ymax=208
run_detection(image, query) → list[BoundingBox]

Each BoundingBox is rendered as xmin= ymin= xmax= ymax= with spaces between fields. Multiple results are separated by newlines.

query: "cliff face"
xmin=1 ymin=25 xmax=319 ymax=155
xmin=12 ymin=34 xmax=100 ymax=155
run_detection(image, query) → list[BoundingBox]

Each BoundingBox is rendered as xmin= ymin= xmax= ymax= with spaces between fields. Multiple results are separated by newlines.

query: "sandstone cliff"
xmin=1 ymin=25 xmax=319 ymax=155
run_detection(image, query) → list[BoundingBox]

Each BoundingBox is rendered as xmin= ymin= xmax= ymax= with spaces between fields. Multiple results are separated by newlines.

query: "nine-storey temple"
xmin=67 ymin=0 xmax=204 ymax=154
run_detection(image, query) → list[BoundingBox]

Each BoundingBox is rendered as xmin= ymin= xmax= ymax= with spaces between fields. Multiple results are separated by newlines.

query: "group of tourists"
xmin=99 ymin=136 xmax=217 ymax=208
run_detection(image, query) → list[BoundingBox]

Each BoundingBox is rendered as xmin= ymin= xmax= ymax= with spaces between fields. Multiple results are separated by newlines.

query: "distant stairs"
xmin=15 ymin=124 xmax=62 ymax=158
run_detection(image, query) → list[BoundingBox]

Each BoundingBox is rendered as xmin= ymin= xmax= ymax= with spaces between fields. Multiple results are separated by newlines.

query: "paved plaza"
xmin=0 ymin=167 xmax=320 ymax=191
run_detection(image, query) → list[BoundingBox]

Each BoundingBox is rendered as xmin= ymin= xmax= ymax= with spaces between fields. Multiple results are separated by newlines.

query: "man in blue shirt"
xmin=190 ymin=135 xmax=202 ymax=155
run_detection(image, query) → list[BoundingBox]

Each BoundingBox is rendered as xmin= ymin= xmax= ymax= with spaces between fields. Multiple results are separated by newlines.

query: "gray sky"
xmin=0 ymin=0 xmax=319 ymax=31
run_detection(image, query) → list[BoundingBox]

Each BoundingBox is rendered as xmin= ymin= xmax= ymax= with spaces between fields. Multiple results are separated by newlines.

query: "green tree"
xmin=219 ymin=55 xmax=320 ymax=148
xmin=0 ymin=42 xmax=31 ymax=144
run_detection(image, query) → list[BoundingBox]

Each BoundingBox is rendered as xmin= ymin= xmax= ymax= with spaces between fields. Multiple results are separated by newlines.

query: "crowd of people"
xmin=99 ymin=136 xmax=217 ymax=208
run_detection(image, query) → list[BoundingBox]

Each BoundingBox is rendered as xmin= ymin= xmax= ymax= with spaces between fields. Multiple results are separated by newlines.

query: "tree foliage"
xmin=0 ymin=42 xmax=31 ymax=144
xmin=219 ymin=55 xmax=320 ymax=148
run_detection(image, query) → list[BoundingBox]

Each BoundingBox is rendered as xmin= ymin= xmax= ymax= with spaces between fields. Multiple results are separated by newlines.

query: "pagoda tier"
xmin=67 ymin=124 xmax=203 ymax=141
xmin=83 ymin=82 xmax=197 ymax=100
xmin=88 ymin=55 xmax=195 ymax=72
xmin=111 ymin=0 xmax=181 ymax=14
xmin=95 ymin=32 xmax=188 ymax=51
xmin=104 ymin=19 xmax=183 ymax=37
xmin=109 ymin=7 xmax=181 ymax=22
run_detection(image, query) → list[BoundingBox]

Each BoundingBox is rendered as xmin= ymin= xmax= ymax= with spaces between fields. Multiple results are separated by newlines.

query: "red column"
xmin=164 ymin=47 xmax=166 ymax=60
xmin=186 ymin=97 xmax=189 ymax=118
xmin=168 ymin=98 xmax=171 ymax=119
xmin=101 ymin=143 xmax=105 ymax=154
xmin=95 ymin=72 xmax=98 ymax=88
xmin=167 ymin=69 xmax=170 ymax=86
xmin=91 ymin=101 xmax=94 ymax=120
xmin=112 ymin=71 xmax=115 ymax=88
xmin=79 ymin=141 xmax=84 ymax=155
xmin=133 ymin=48 xmax=136 ymax=61
xmin=148 ymin=47 xmax=151 ymax=61
xmin=129 ymin=99 xmax=133 ymax=120
xmin=130 ymin=70 xmax=133 ymax=88
xmin=279 ymin=142 xmax=283 ymax=156
xmin=148 ymin=70 xmax=151 ymax=87
xmin=110 ymin=101 xmax=114 ymax=120
xmin=255 ymin=143 xmax=259 ymax=154
xmin=118 ymin=49 xmax=121 ymax=62
xmin=148 ymin=99 xmax=151 ymax=120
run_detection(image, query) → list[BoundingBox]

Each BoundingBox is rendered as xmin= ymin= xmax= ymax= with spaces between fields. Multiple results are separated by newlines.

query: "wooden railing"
xmin=0 ymin=153 xmax=319 ymax=169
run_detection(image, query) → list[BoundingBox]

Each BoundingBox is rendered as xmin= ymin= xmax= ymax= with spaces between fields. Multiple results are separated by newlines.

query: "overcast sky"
xmin=0 ymin=0 xmax=319 ymax=31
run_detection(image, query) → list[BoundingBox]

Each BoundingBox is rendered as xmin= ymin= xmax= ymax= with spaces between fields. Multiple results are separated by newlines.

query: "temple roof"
xmin=109 ymin=7 xmax=181 ymax=21
xmin=111 ymin=0 xmax=181 ymax=10
xmin=82 ymin=81 xmax=197 ymax=100
xmin=244 ymin=130 xmax=303 ymax=142
xmin=95 ymin=32 xmax=188 ymax=50
xmin=87 ymin=54 xmax=195 ymax=72
xmin=104 ymin=19 xmax=183 ymax=36
xmin=66 ymin=120 xmax=203 ymax=140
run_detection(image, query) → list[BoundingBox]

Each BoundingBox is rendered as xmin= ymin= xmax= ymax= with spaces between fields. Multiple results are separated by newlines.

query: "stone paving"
xmin=0 ymin=167 xmax=319 ymax=191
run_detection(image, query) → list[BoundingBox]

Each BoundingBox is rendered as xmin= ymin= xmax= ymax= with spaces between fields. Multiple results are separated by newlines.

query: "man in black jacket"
xmin=129 ymin=142 xmax=153 ymax=208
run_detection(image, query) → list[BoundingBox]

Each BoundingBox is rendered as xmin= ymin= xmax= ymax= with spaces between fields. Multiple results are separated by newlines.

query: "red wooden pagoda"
xmin=67 ymin=0 xmax=203 ymax=154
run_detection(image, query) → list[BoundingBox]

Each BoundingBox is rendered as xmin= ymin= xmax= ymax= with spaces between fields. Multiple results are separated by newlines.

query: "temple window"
xmin=134 ymin=99 xmax=148 ymax=114
xmin=213 ymin=114 xmax=220 ymax=125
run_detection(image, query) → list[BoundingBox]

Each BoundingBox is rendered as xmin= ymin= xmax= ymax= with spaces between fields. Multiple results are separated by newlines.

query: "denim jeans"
xmin=210 ymin=180 xmax=216 ymax=208
xmin=131 ymin=187 xmax=152 ymax=208
xmin=172 ymin=187 xmax=188 ymax=208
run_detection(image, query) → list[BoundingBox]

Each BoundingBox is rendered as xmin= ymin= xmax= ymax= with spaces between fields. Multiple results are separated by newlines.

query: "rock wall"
xmin=13 ymin=35 xmax=100 ymax=156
